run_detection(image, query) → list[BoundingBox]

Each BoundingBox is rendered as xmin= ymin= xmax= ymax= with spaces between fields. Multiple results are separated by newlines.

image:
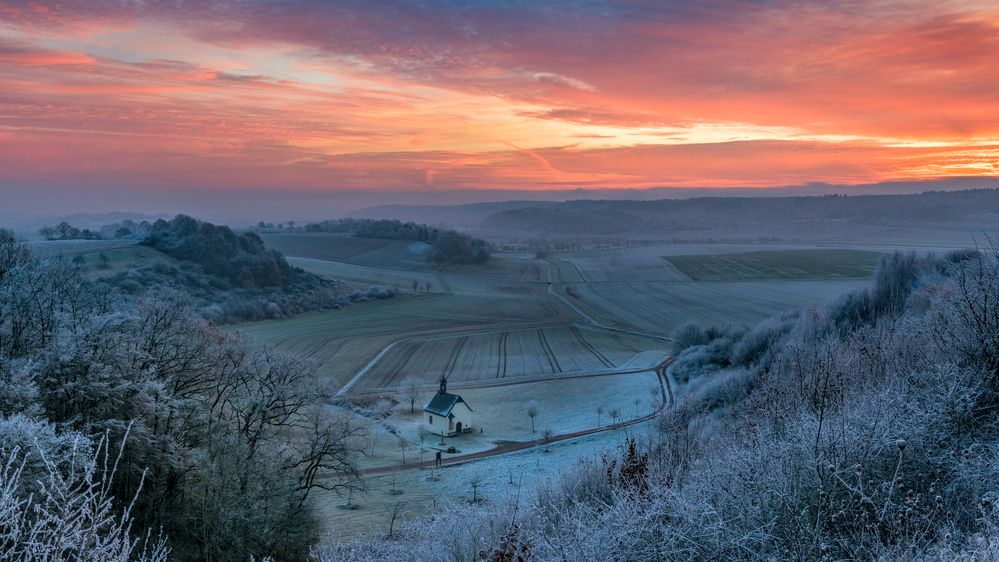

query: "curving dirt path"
xmin=355 ymin=356 xmax=675 ymax=476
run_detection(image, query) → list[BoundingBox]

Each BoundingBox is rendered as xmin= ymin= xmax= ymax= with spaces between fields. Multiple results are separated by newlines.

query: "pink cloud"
xmin=0 ymin=0 xmax=997 ymax=192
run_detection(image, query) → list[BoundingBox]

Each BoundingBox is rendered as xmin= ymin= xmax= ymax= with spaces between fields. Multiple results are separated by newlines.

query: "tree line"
xmin=38 ymin=221 xmax=102 ymax=241
xmin=271 ymin=218 xmax=493 ymax=266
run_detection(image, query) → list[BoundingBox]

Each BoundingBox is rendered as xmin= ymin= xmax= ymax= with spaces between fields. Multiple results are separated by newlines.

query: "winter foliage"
xmin=0 ymin=431 xmax=169 ymax=562
xmin=0 ymin=230 xmax=366 ymax=561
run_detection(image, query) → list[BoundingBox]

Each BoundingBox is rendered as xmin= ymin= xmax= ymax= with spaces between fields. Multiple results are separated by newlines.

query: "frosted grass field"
xmin=238 ymin=240 xmax=891 ymax=539
xmin=357 ymin=325 xmax=665 ymax=391
xmin=665 ymin=248 xmax=881 ymax=280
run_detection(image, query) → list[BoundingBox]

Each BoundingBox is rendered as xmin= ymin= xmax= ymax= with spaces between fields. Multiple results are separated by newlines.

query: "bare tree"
xmin=469 ymin=472 xmax=483 ymax=503
xmin=386 ymin=502 xmax=405 ymax=538
xmin=596 ymin=405 xmax=605 ymax=427
xmin=287 ymin=408 xmax=366 ymax=509
xmin=542 ymin=427 xmax=554 ymax=452
xmin=0 ymin=229 xmax=31 ymax=282
xmin=227 ymin=349 xmax=314 ymax=459
xmin=401 ymin=375 xmax=421 ymax=414
xmin=399 ymin=438 xmax=409 ymax=464
xmin=526 ymin=401 xmax=540 ymax=433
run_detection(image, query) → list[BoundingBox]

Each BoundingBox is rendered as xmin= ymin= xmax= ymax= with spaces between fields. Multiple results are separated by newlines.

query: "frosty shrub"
xmin=0 ymin=414 xmax=91 ymax=498
xmin=0 ymin=434 xmax=168 ymax=561
xmin=312 ymin=499 xmax=519 ymax=562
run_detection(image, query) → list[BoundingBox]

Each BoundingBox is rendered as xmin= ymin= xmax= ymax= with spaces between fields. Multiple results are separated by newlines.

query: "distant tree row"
xmin=272 ymin=218 xmax=493 ymax=265
xmin=105 ymin=218 xmax=154 ymax=240
xmin=38 ymin=221 xmax=102 ymax=240
xmin=40 ymin=218 xmax=159 ymax=242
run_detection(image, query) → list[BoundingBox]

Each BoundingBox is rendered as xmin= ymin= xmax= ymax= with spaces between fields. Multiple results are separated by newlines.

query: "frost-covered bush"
xmin=684 ymin=367 xmax=755 ymax=412
xmin=313 ymin=499 xmax=518 ymax=562
xmin=729 ymin=312 xmax=796 ymax=367
xmin=0 ymin=360 xmax=40 ymax=417
xmin=670 ymin=324 xmax=746 ymax=384
xmin=0 ymin=436 xmax=169 ymax=562
xmin=0 ymin=414 xmax=91 ymax=497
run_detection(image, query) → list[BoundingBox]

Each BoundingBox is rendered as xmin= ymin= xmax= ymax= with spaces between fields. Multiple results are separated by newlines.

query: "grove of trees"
xmin=101 ymin=215 xmax=393 ymax=323
xmin=0 ymin=230 xmax=366 ymax=561
xmin=38 ymin=221 xmax=102 ymax=241
xmin=292 ymin=218 xmax=493 ymax=265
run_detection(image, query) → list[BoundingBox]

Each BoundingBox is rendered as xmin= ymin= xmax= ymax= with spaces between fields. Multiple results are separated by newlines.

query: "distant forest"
xmin=102 ymin=215 xmax=392 ymax=323
xmin=482 ymin=188 xmax=999 ymax=237
xmin=263 ymin=218 xmax=493 ymax=265
xmin=143 ymin=215 xmax=297 ymax=289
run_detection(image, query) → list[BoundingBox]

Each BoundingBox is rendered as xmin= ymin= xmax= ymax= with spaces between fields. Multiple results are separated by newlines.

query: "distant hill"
xmin=348 ymin=200 xmax=558 ymax=228
xmin=479 ymin=189 xmax=999 ymax=241
xmin=345 ymin=180 xmax=999 ymax=234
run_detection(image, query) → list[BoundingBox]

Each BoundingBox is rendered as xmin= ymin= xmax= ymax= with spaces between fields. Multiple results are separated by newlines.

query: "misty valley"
xmin=2 ymin=190 xmax=998 ymax=561
xmin=4 ymin=1 xmax=999 ymax=560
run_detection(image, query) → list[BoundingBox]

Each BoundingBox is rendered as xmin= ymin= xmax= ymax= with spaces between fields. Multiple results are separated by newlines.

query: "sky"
xmin=1 ymin=0 xmax=998 ymax=212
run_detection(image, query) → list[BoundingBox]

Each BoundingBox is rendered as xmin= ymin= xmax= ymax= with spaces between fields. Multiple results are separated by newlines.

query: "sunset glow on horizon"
xmin=2 ymin=0 xmax=999 ymax=193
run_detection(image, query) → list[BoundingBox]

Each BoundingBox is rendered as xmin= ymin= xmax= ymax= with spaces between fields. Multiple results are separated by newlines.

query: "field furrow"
xmin=571 ymin=326 xmax=613 ymax=368
xmin=496 ymin=332 xmax=508 ymax=378
xmin=354 ymin=325 xmax=667 ymax=392
xmin=537 ymin=328 xmax=562 ymax=373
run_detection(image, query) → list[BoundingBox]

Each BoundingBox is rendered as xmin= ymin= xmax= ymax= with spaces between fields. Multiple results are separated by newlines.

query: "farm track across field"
xmin=442 ymin=336 xmax=468 ymax=377
xmin=547 ymin=282 xmax=672 ymax=342
xmin=571 ymin=326 xmax=613 ymax=368
xmin=495 ymin=332 xmax=508 ymax=378
xmin=537 ymin=328 xmax=561 ymax=373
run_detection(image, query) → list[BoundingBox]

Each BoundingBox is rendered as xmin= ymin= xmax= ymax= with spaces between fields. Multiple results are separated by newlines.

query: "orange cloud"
xmin=0 ymin=0 xmax=997 ymax=193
